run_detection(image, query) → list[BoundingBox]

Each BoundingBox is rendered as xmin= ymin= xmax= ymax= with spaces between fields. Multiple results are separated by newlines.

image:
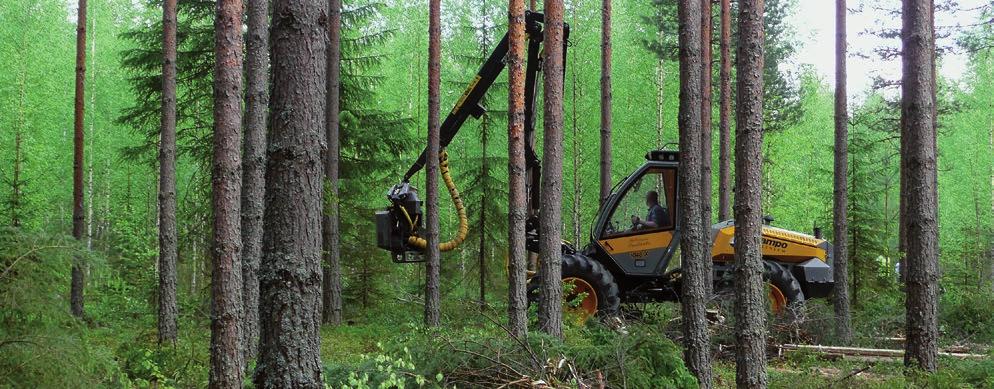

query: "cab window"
xmin=602 ymin=168 xmax=676 ymax=238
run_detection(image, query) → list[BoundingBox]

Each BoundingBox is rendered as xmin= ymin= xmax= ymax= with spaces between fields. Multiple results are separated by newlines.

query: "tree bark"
xmin=734 ymin=0 xmax=768 ymax=386
xmin=209 ymin=0 xmax=245 ymax=387
xmin=11 ymin=130 xmax=22 ymax=227
xmin=424 ymin=0 xmax=443 ymax=328
xmin=901 ymin=0 xmax=939 ymax=372
xmin=254 ymin=0 xmax=326 ymax=386
xmin=677 ymin=0 xmax=713 ymax=386
xmin=158 ymin=0 xmax=179 ymax=344
xmin=700 ymin=0 xmax=715 ymax=295
xmin=570 ymin=3 xmax=582 ymax=245
xmin=322 ymin=0 xmax=343 ymax=326
xmin=507 ymin=0 xmax=529 ymax=339
xmin=832 ymin=0 xmax=854 ymax=345
xmin=11 ymin=56 xmax=26 ymax=228
xmin=989 ymin=104 xmax=994 ymax=292
xmin=538 ymin=0 xmax=565 ymax=339
xmin=242 ymin=0 xmax=269 ymax=358
xmin=71 ymin=0 xmax=87 ymax=319
xmin=717 ymin=0 xmax=732 ymax=221
xmin=599 ymin=0 xmax=612 ymax=205
xmin=700 ymin=0 xmax=713 ymax=229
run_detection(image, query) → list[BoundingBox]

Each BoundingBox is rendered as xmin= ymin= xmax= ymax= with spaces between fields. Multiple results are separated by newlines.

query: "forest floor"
xmin=317 ymin=307 xmax=992 ymax=388
xmin=2 ymin=231 xmax=993 ymax=387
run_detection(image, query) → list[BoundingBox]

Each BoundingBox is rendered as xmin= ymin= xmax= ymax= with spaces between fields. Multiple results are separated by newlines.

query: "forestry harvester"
xmin=375 ymin=12 xmax=834 ymax=320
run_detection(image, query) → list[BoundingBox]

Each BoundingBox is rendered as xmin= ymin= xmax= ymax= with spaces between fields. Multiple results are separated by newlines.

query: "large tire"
xmin=764 ymin=261 xmax=805 ymax=322
xmin=527 ymin=254 xmax=621 ymax=321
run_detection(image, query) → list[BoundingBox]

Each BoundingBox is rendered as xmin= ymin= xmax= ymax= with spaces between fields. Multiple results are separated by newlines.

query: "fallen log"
xmin=780 ymin=344 xmax=989 ymax=360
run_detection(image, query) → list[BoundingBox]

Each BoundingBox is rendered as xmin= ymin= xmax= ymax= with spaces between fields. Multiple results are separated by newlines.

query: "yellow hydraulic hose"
xmin=402 ymin=149 xmax=469 ymax=252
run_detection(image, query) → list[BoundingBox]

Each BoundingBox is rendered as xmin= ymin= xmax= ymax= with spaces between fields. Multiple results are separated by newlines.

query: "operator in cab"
xmin=631 ymin=190 xmax=671 ymax=231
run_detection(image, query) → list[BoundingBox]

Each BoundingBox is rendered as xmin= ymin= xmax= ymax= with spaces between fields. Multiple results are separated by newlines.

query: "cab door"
xmin=594 ymin=165 xmax=679 ymax=276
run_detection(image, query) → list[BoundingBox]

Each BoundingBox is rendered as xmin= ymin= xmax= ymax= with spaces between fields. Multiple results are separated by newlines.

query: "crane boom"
xmin=379 ymin=11 xmax=570 ymax=262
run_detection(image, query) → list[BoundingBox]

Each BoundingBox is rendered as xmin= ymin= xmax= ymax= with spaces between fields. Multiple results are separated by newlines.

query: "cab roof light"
xmin=646 ymin=150 xmax=680 ymax=162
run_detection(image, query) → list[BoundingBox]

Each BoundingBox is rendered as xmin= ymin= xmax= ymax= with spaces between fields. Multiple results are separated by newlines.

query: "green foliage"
xmin=939 ymin=288 xmax=994 ymax=344
xmin=324 ymin=321 xmax=695 ymax=388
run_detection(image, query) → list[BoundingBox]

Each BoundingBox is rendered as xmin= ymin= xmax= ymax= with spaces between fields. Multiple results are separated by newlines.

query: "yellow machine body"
xmin=710 ymin=224 xmax=829 ymax=264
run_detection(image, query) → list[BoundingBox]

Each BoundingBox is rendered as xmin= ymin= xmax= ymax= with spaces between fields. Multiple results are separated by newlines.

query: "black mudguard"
xmin=791 ymin=258 xmax=834 ymax=299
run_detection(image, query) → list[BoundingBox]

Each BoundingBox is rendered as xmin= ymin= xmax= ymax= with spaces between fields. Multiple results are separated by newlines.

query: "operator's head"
xmin=646 ymin=191 xmax=659 ymax=206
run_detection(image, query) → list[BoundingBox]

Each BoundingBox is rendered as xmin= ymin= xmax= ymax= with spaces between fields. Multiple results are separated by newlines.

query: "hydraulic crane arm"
xmin=377 ymin=11 xmax=569 ymax=262
xmin=402 ymin=11 xmax=569 ymax=184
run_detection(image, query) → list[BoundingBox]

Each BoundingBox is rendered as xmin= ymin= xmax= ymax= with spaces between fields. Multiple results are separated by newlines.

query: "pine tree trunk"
xmin=901 ymin=0 xmax=939 ymax=372
xmin=677 ymin=0 xmax=712 ymax=386
xmin=11 ymin=130 xmax=22 ymax=227
xmin=424 ymin=0 xmax=442 ymax=328
xmin=700 ymin=0 xmax=714 ymax=295
xmin=989 ymin=108 xmax=994 ymax=292
xmin=158 ymin=0 xmax=179 ymax=344
xmin=599 ymin=0 xmax=612 ymax=205
xmin=71 ymin=0 xmax=87 ymax=319
xmin=717 ymin=0 xmax=732 ymax=221
xmin=656 ymin=57 xmax=665 ymax=148
xmin=571 ymin=11 xmax=582 ymax=245
xmin=322 ymin=0 xmax=343 ymax=326
xmin=254 ymin=0 xmax=326 ymax=385
xmin=86 ymin=14 xmax=95 ymax=250
xmin=700 ymin=0 xmax=713 ymax=228
xmin=479 ymin=100 xmax=489 ymax=312
xmin=734 ymin=0 xmax=768 ymax=386
xmin=832 ymin=0 xmax=854 ymax=345
xmin=209 ymin=0 xmax=245 ymax=386
xmin=242 ymin=0 xmax=269 ymax=357
xmin=538 ymin=0 xmax=565 ymax=339
xmin=12 ymin=57 xmax=26 ymax=228
xmin=507 ymin=0 xmax=529 ymax=339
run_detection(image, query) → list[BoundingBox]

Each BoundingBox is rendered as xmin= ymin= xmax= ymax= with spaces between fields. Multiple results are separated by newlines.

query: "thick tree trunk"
xmin=734 ymin=0 xmax=768 ymax=386
xmin=901 ymin=0 xmax=939 ymax=372
xmin=700 ymin=0 xmax=713 ymax=229
xmin=507 ymin=0 xmax=529 ymax=339
xmin=322 ymin=0 xmax=343 ymax=326
xmin=700 ymin=0 xmax=714 ymax=295
xmin=242 ymin=0 xmax=269 ymax=357
xmin=424 ymin=0 xmax=442 ymax=328
xmin=71 ymin=0 xmax=87 ymax=319
xmin=717 ymin=0 xmax=732 ymax=221
xmin=254 ymin=0 xmax=326 ymax=386
xmin=86 ymin=16 xmax=95 ymax=251
xmin=599 ymin=0 xmax=611 ymax=205
xmin=209 ymin=0 xmax=245 ymax=387
xmin=677 ymin=0 xmax=713 ymax=386
xmin=538 ymin=0 xmax=565 ymax=339
xmin=158 ymin=0 xmax=179 ymax=344
xmin=832 ymin=0 xmax=854 ymax=345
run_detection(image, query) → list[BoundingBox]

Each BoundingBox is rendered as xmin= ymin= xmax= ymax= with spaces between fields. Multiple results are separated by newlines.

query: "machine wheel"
xmin=528 ymin=254 xmax=621 ymax=323
xmin=764 ymin=261 xmax=805 ymax=319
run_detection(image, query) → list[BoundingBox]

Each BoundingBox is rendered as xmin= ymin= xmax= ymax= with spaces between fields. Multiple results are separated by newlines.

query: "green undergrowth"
xmin=3 ymin=227 xmax=993 ymax=388
xmin=322 ymin=316 xmax=697 ymax=388
xmin=0 ymin=228 xmax=210 ymax=388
